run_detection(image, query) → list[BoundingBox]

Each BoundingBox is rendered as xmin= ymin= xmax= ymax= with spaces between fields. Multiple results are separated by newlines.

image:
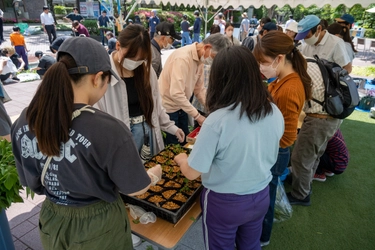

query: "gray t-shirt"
xmin=11 ymin=104 xmax=150 ymax=206
xmin=0 ymin=101 xmax=11 ymax=136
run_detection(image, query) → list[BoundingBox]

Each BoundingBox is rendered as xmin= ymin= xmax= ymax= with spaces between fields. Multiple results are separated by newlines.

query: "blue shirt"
xmin=149 ymin=16 xmax=160 ymax=32
xmin=193 ymin=17 xmax=201 ymax=33
xmin=188 ymin=104 xmax=284 ymax=195
xmin=98 ymin=15 xmax=110 ymax=27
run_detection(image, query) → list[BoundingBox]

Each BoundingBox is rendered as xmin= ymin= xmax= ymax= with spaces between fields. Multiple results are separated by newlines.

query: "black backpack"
xmin=306 ymin=55 xmax=360 ymax=119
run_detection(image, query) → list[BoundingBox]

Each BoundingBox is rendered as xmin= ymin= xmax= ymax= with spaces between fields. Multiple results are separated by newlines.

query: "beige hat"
xmin=286 ymin=21 xmax=298 ymax=33
xmin=242 ymin=13 xmax=248 ymax=17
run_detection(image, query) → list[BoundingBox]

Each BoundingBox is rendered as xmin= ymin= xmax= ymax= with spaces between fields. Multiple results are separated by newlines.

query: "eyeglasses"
xmin=168 ymin=36 xmax=175 ymax=43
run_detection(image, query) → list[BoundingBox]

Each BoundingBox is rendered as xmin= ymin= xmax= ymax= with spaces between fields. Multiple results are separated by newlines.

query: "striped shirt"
xmin=326 ymin=129 xmax=349 ymax=172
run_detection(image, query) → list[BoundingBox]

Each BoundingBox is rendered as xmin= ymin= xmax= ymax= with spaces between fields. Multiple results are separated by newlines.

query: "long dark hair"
xmin=327 ymin=23 xmax=357 ymax=53
xmin=206 ymin=46 xmax=273 ymax=122
xmin=253 ymin=31 xmax=312 ymax=101
xmin=26 ymin=53 xmax=109 ymax=156
xmin=118 ymin=24 xmax=154 ymax=127
xmin=225 ymin=22 xmax=234 ymax=43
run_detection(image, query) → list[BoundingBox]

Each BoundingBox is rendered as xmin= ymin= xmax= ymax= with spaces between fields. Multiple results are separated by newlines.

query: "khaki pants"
xmin=241 ymin=31 xmax=248 ymax=41
xmin=39 ymin=196 xmax=132 ymax=250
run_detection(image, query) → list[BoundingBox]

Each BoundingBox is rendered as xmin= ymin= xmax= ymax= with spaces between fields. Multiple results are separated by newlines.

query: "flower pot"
xmin=0 ymin=209 xmax=15 ymax=250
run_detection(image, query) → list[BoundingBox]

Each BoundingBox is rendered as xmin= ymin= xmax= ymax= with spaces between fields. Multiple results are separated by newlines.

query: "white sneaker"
xmin=260 ymin=241 xmax=270 ymax=247
xmin=132 ymin=234 xmax=142 ymax=247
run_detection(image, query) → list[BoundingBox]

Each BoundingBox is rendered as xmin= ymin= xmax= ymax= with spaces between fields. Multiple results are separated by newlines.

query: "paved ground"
xmin=2 ymin=24 xmax=375 ymax=250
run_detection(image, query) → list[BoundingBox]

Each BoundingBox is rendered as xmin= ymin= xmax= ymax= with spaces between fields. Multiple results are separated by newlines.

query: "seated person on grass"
xmin=1 ymin=46 xmax=25 ymax=71
xmin=30 ymin=51 xmax=56 ymax=78
xmin=0 ymin=54 xmax=20 ymax=83
xmin=313 ymin=129 xmax=349 ymax=182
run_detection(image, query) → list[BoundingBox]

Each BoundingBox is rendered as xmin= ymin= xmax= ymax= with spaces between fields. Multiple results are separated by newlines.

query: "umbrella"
xmin=365 ymin=7 xmax=375 ymax=13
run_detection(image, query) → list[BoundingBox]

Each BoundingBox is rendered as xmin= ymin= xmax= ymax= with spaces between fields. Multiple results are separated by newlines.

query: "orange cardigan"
xmin=268 ymin=73 xmax=305 ymax=148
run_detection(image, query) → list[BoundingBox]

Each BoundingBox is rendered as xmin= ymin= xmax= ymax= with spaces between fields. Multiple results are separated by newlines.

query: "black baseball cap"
xmin=155 ymin=22 xmax=181 ymax=40
xmin=43 ymin=6 xmax=49 ymax=10
xmin=57 ymin=37 xmax=119 ymax=81
xmin=262 ymin=22 xmax=277 ymax=31
xmin=35 ymin=51 xmax=43 ymax=57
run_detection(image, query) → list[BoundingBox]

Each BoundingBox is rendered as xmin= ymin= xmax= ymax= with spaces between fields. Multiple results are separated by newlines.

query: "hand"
xmin=147 ymin=164 xmax=162 ymax=185
xmin=196 ymin=115 xmax=206 ymax=126
xmin=175 ymin=129 xmax=185 ymax=143
xmin=174 ymin=153 xmax=188 ymax=166
xmin=44 ymin=29 xmax=46 ymax=33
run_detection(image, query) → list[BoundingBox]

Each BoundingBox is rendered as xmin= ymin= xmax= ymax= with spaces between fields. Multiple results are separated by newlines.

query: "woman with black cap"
xmin=11 ymin=37 xmax=162 ymax=249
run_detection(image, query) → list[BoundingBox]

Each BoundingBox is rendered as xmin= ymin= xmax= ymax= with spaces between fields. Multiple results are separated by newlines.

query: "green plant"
xmin=82 ymin=19 xmax=100 ymax=36
xmin=352 ymin=66 xmax=375 ymax=77
xmin=365 ymin=29 xmax=375 ymax=38
xmin=0 ymin=140 xmax=31 ymax=209
xmin=54 ymin=5 xmax=66 ymax=15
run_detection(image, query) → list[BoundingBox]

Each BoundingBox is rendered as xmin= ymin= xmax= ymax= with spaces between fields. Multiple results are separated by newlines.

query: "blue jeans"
xmin=100 ymin=29 xmax=107 ymax=45
xmin=181 ymin=31 xmax=192 ymax=47
xmin=193 ymin=33 xmax=200 ymax=42
xmin=260 ymin=147 xmax=290 ymax=242
xmin=166 ymin=110 xmax=189 ymax=145
xmin=130 ymin=121 xmax=151 ymax=155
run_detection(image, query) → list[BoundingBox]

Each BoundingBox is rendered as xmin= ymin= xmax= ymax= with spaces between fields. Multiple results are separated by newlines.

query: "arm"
xmin=174 ymin=153 xmax=201 ymax=180
xmin=343 ymin=62 xmax=352 ymax=74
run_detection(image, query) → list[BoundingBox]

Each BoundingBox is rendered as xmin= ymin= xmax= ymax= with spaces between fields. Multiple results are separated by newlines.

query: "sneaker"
xmin=12 ymin=77 xmax=20 ymax=81
xmin=324 ymin=170 xmax=335 ymax=177
xmin=287 ymin=192 xmax=311 ymax=206
xmin=260 ymin=241 xmax=270 ymax=247
xmin=313 ymin=173 xmax=326 ymax=182
xmin=131 ymin=234 xmax=142 ymax=247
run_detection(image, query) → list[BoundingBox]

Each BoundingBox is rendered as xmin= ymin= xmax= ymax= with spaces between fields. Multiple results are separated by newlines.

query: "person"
xmin=49 ymin=36 xmax=71 ymax=54
xmin=11 ymin=37 xmax=162 ymax=249
xmin=285 ymin=15 xmax=295 ymax=29
xmin=152 ymin=22 xmax=181 ymax=78
xmin=134 ymin=12 xmax=141 ymax=25
xmin=180 ymin=15 xmax=192 ymax=47
xmin=96 ymin=24 xmax=184 ymax=157
xmin=205 ymin=24 xmax=220 ymax=38
xmin=30 ymin=51 xmax=56 ymax=78
xmin=174 ymin=46 xmax=284 ymax=250
xmin=72 ymin=20 xmax=90 ymax=37
xmin=105 ymin=31 xmax=117 ymax=54
xmin=327 ymin=23 xmax=357 ymax=63
xmin=335 ymin=14 xmax=355 ymax=30
xmin=1 ymin=46 xmax=25 ymax=72
xmin=285 ymin=21 xmax=299 ymax=41
xmin=0 ymin=101 xmax=11 ymax=141
xmin=253 ymin=31 xmax=312 ymax=247
xmin=193 ymin=10 xmax=201 ymax=43
xmin=217 ymin=13 xmax=226 ymax=34
xmin=97 ymin=10 xmax=110 ymax=46
xmin=0 ymin=55 xmax=19 ymax=83
xmin=313 ymin=129 xmax=349 ymax=181
xmin=9 ymin=26 xmax=29 ymax=70
xmin=253 ymin=16 xmax=271 ymax=36
xmin=64 ymin=7 xmax=83 ymax=23
xmin=242 ymin=22 xmax=278 ymax=52
xmin=296 ymin=15 xmax=352 ymax=73
xmin=40 ymin=6 xmax=57 ymax=44
xmin=0 ymin=9 xmax=4 ymax=42
xmin=240 ymin=12 xmax=250 ymax=41
xmin=158 ymin=33 xmax=231 ymax=145
xmin=149 ymin=10 xmax=160 ymax=39
xmin=225 ymin=23 xmax=240 ymax=45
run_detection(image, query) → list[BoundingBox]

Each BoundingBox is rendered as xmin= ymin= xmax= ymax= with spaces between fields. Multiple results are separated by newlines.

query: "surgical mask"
xmin=304 ymin=31 xmax=320 ymax=45
xmin=200 ymin=49 xmax=214 ymax=65
xmin=259 ymin=58 xmax=279 ymax=79
xmin=213 ymin=20 xmax=219 ymax=25
xmin=122 ymin=58 xmax=144 ymax=71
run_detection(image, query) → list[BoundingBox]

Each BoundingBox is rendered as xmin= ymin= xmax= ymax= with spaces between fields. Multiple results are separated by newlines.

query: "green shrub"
xmin=82 ymin=19 xmax=100 ymax=36
xmin=65 ymin=7 xmax=73 ymax=14
xmin=365 ymin=29 xmax=375 ymax=38
xmin=54 ymin=6 xmax=66 ymax=15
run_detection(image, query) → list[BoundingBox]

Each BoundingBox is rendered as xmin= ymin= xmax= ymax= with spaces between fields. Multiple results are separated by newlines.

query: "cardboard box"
xmin=186 ymin=127 xmax=200 ymax=144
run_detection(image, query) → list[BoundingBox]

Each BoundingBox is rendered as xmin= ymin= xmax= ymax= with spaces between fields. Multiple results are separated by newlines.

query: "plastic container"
xmin=186 ymin=127 xmax=201 ymax=144
xmin=15 ymin=23 xmax=29 ymax=34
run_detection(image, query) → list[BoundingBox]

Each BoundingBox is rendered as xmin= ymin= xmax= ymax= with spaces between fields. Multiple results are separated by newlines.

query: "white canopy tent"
xmin=365 ymin=7 xmax=375 ymax=13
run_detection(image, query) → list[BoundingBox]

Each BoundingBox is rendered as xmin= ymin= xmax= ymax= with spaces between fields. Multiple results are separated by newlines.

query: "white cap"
xmin=286 ymin=21 xmax=298 ymax=33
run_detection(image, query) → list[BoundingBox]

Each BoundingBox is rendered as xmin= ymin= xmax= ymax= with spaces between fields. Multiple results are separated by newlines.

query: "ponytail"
xmin=26 ymin=54 xmax=83 ymax=156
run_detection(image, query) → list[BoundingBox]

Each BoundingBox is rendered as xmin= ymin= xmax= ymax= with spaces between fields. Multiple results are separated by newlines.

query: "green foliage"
xmin=0 ymin=140 xmax=23 ymax=209
xmin=82 ymin=19 xmax=100 ymax=36
xmin=352 ymin=66 xmax=375 ymax=77
xmin=54 ymin=5 xmax=66 ymax=15
xmin=365 ymin=29 xmax=375 ymax=38
xmin=65 ymin=7 xmax=73 ymax=14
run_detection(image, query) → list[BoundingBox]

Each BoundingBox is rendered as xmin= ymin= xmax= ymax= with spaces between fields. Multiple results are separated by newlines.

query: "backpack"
xmin=306 ymin=55 xmax=360 ymax=119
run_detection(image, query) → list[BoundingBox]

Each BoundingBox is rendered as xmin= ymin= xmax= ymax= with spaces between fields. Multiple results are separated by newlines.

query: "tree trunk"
xmin=267 ymin=5 xmax=277 ymax=19
xmin=47 ymin=0 xmax=57 ymax=24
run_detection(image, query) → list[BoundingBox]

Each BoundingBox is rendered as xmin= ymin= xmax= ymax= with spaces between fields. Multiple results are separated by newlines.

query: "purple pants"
xmin=201 ymin=186 xmax=269 ymax=250
xmin=15 ymin=46 xmax=28 ymax=70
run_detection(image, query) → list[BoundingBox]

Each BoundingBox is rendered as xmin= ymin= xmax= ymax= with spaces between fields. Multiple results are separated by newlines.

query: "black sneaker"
xmin=287 ymin=192 xmax=311 ymax=206
xmin=12 ymin=77 xmax=20 ymax=81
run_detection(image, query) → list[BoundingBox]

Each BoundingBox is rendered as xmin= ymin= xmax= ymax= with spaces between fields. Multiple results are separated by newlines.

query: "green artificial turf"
xmin=267 ymin=110 xmax=375 ymax=250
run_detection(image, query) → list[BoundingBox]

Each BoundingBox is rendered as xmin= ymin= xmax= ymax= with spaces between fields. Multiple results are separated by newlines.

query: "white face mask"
xmin=304 ymin=30 xmax=320 ymax=45
xmin=213 ymin=20 xmax=219 ymax=25
xmin=259 ymin=58 xmax=279 ymax=79
xmin=122 ymin=58 xmax=144 ymax=71
xmin=200 ymin=49 xmax=214 ymax=65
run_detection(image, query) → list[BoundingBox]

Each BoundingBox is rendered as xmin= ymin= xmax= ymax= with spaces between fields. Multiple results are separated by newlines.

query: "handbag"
xmin=0 ymin=82 xmax=11 ymax=103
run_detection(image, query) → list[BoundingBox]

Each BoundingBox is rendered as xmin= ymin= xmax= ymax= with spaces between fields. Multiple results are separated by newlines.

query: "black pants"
xmin=37 ymin=69 xmax=46 ymax=77
xmin=45 ymin=25 xmax=57 ymax=44
xmin=0 ymin=18 xmax=3 ymax=41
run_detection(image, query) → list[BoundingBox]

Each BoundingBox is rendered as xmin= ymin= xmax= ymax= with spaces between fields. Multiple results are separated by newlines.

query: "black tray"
xmin=121 ymin=145 xmax=202 ymax=224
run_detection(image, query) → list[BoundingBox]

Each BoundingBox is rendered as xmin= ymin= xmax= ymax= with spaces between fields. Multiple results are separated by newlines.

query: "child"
xmin=9 ymin=26 xmax=29 ymax=70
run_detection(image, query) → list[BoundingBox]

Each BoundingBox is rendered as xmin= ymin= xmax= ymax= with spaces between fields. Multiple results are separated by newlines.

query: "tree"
xmin=47 ymin=0 xmax=57 ymax=24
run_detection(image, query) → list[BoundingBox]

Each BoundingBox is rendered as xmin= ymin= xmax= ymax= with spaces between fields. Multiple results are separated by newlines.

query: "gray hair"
xmin=202 ymin=33 xmax=232 ymax=54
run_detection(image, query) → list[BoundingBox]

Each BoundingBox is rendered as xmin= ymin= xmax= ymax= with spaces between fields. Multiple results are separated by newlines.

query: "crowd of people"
xmin=0 ymin=5 xmax=355 ymax=250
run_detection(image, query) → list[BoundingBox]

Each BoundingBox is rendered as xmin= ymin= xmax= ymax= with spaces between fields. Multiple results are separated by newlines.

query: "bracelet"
xmin=194 ymin=113 xmax=201 ymax=120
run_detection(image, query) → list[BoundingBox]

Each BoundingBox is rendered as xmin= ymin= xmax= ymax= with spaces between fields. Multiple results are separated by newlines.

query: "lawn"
xmin=266 ymin=110 xmax=375 ymax=250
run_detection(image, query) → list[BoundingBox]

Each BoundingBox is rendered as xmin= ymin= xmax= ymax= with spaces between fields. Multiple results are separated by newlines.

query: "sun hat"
xmin=286 ymin=21 xmax=298 ymax=33
xmin=295 ymin=15 xmax=320 ymax=40
xmin=335 ymin=14 xmax=354 ymax=24
xmin=156 ymin=22 xmax=182 ymax=40
xmin=57 ymin=37 xmax=119 ymax=81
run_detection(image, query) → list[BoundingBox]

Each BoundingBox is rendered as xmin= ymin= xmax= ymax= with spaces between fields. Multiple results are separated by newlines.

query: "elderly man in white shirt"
xmin=40 ymin=6 xmax=56 ymax=44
